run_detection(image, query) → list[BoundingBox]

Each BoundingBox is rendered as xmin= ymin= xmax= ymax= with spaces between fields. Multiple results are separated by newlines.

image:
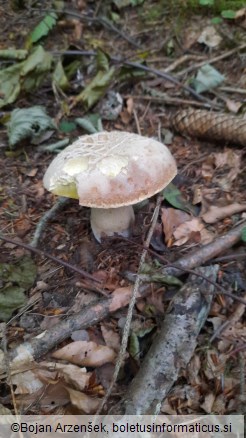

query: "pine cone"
xmin=172 ymin=109 xmax=246 ymax=146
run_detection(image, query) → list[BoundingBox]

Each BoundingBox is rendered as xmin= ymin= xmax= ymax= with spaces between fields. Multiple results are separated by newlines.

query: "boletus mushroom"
xmin=43 ymin=131 xmax=177 ymax=241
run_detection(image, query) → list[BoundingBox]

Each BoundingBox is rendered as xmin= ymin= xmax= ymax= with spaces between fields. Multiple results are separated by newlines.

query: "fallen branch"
xmin=110 ymin=265 xmax=219 ymax=415
xmin=0 ymin=285 xmax=151 ymax=376
xmin=160 ymin=221 xmax=246 ymax=278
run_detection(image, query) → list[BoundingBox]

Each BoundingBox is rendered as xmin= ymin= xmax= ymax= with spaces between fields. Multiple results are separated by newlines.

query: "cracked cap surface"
xmin=43 ymin=131 xmax=177 ymax=208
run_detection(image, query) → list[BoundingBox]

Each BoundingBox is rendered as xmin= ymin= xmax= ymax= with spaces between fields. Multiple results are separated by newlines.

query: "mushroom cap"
xmin=43 ymin=131 xmax=177 ymax=208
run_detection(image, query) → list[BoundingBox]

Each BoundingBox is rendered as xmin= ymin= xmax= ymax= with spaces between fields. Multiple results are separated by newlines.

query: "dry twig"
xmin=0 ymin=234 xmax=100 ymax=284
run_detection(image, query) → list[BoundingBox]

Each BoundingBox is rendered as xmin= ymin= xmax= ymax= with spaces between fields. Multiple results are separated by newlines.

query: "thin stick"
xmin=51 ymin=49 xmax=221 ymax=108
xmin=32 ymin=8 xmax=141 ymax=48
xmin=96 ymin=196 xmax=162 ymax=414
xmin=30 ymin=197 xmax=70 ymax=247
xmin=176 ymin=43 xmax=246 ymax=77
xmin=133 ymin=109 xmax=141 ymax=135
xmin=0 ymin=234 xmax=101 ymax=284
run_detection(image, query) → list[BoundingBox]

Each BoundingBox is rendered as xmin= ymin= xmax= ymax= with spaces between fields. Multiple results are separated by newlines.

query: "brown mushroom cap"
xmin=43 ymin=131 xmax=177 ymax=208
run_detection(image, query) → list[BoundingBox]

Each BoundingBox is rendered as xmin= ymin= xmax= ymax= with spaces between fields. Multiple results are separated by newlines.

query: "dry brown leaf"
xmin=40 ymin=361 xmax=92 ymax=391
xmin=198 ymin=26 xmax=222 ymax=48
xmin=212 ymin=394 xmax=226 ymax=414
xmin=200 ymin=392 xmax=216 ymax=413
xmin=12 ymin=370 xmax=44 ymax=394
xmin=201 ymin=155 xmax=215 ymax=182
xmin=126 ymin=97 xmax=134 ymax=114
xmin=161 ymin=207 xmax=191 ymax=243
xmin=26 ymin=168 xmax=38 ymax=177
xmin=52 ymin=341 xmax=116 ymax=367
xmin=15 ymin=382 xmax=70 ymax=411
xmin=202 ymin=203 xmax=246 ymax=224
xmin=96 ymin=363 xmax=115 ymax=390
xmin=221 ymin=323 xmax=246 ymax=343
xmin=235 ymin=7 xmax=246 ymax=19
xmin=109 ymin=286 xmax=133 ymax=312
xmin=101 ymin=324 xmax=120 ymax=352
xmin=173 ymin=217 xmax=214 ymax=246
xmin=187 ymin=354 xmax=202 ymax=386
xmin=213 ymin=149 xmax=242 ymax=189
xmin=13 ymin=214 xmax=32 ymax=237
xmin=192 ymin=185 xmax=203 ymax=204
xmin=65 ymin=387 xmax=100 ymax=413
xmin=225 ymin=99 xmax=243 ymax=114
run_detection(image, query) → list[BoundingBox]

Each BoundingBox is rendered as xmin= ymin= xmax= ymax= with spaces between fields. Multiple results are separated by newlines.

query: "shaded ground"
xmin=0 ymin=0 xmax=245 ymax=416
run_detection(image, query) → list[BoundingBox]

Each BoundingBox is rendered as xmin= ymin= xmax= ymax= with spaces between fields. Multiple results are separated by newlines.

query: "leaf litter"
xmin=0 ymin=0 xmax=245 ymax=417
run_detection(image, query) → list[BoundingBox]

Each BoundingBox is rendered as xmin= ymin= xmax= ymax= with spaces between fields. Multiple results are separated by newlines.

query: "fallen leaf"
xmin=12 ymin=370 xmax=44 ymax=394
xmin=161 ymin=207 xmax=191 ymax=243
xmin=163 ymin=182 xmax=197 ymax=215
xmin=193 ymin=64 xmax=224 ymax=94
xmin=202 ymin=203 xmax=246 ymax=224
xmin=198 ymin=26 xmax=222 ymax=48
xmin=15 ymin=382 xmax=69 ymax=411
xmin=65 ymin=387 xmax=100 ymax=413
xmin=52 ymin=341 xmax=116 ymax=367
xmin=173 ymin=217 xmax=214 ymax=245
xmin=225 ymin=99 xmax=242 ymax=114
xmin=200 ymin=392 xmax=216 ymax=413
xmin=0 ymin=256 xmax=36 ymax=321
xmin=101 ymin=324 xmax=120 ymax=352
xmin=40 ymin=361 xmax=92 ymax=391
xmin=109 ymin=287 xmax=133 ymax=312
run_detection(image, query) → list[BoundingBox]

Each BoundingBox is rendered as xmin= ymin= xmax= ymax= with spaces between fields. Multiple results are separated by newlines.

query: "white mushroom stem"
xmin=90 ymin=206 xmax=135 ymax=242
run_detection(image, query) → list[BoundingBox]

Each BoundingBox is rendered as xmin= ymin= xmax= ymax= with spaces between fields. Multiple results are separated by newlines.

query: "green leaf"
xmin=0 ymin=46 xmax=53 ymax=108
xmin=0 ymin=286 xmax=27 ymax=322
xmin=21 ymin=45 xmax=53 ymax=77
xmin=28 ymin=12 xmax=58 ymax=44
xmin=211 ymin=17 xmax=223 ymax=24
xmin=0 ymin=49 xmax=28 ymax=60
xmin=140 ymin=263 xmax=183 ymax=286
xmin=8 ymin=106 xmax=56 ymax=147
xmin=38 ymin=138 xmax=69 ymax=153
xmin=75 ymin=67 xmax=115 ymax=109
xmin=0 ymin=256 xmax=37 ymax=321
xmin=0 ymin=256 xmax=36 ymax=289
xmin=199 ymin=0 xmax=214 ymax=5
xmin=53 ymin=60 xmax=69 ymax=89
xmin=75 ymin=113 xmax=103 ymax=133
xmin=192 ymin=64 xmax=224 ymax=94
xmin=162 ymin=182 xmax=197 ymax=215
xmin=118 ymin=65 xmax=146 ymax=82
xmin=113 ymin=0 xmax=144 ymax=6
xmin=241 ymin=227 xmax=246 ymax=242
xmin=0 ymin=63 xmax=22 ymax=108
xmin=221 ymin=10 xmax=236 ymax=19
xmin=59 ymin=120 xmax=77 ymax=133
xmin=129 ymin=333 xmax=140 ymax=362
xmin=96 ymin=49 xmax=110 ymax=72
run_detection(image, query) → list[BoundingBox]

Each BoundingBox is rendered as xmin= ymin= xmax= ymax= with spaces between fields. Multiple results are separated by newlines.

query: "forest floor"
xmin=0 ymin=0 xmax=245 ymax=418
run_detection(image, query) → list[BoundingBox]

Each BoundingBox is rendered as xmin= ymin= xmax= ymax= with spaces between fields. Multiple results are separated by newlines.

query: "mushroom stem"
xmin=90 ymin=206 xmax=135 ymax=242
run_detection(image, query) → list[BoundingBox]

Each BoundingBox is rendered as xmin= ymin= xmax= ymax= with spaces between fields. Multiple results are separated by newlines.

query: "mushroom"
xmin=43 ymin=131 xmax=177 ymax=242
